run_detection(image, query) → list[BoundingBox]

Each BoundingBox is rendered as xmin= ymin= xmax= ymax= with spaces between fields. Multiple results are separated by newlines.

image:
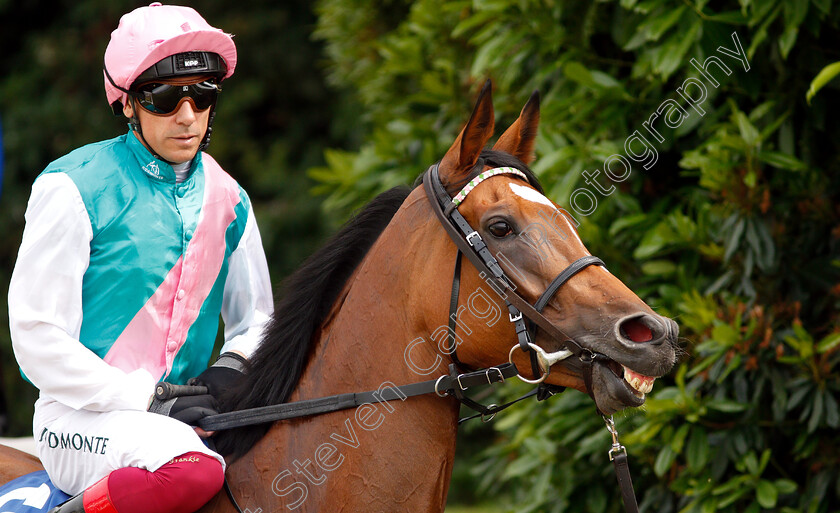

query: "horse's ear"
xmin=439 ymin=80 xmax=495 ymax=187
xmin=492 ymin=90 xmax=540 ymax=164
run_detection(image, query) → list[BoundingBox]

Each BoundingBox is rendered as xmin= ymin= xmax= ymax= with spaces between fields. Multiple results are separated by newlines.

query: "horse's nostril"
xmin=619 ymin=317 xmax=654 ymax=343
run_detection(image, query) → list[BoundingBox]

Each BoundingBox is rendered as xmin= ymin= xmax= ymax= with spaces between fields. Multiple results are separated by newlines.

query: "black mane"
xmin=214 ymin=149 xmax=538 ymax=459
xmin=214 ymin=185 xmax=412 ymax=458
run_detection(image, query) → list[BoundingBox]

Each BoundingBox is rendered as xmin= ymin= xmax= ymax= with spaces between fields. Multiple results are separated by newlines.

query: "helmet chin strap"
xmin=198 ymin=106 xmax=216 ymax=153
xmin=128 ymin=97 xmax=176 ymax=165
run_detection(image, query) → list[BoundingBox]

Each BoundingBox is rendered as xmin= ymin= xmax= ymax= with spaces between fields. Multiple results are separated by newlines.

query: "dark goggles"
xmin=131 ymin=80 xmax=220 ymax=115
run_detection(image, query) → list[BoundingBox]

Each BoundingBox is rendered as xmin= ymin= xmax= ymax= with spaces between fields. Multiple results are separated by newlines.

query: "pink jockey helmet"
xmin=103 ymin=2 xmax=237 ymax=111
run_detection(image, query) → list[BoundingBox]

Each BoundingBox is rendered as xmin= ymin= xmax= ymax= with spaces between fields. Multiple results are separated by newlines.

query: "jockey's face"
xmin=123 ymin=78 xmax=212 ymax=164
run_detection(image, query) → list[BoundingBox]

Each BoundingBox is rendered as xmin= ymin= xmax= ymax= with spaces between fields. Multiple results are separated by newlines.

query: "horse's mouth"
xmin=590 ymin=359 xmax=657 ymax=414
xmin=550 ymin=315 xmax=677 ymax=414
xmin=538 ymin=314 xmax=677 ymax=413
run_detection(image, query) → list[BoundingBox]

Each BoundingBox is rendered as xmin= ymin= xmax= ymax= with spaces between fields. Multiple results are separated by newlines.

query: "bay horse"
xmin=0 ymin=82 xmax=677 ymax=512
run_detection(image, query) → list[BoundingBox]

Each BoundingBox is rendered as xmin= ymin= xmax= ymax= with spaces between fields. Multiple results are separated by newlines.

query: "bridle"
xmin=422 ymin=164 xmax=639 ymax=513
xmin=183 ymin=165 xmax=641 ymax=513
xmin=422 ymin=164 xmax=612 ymax=392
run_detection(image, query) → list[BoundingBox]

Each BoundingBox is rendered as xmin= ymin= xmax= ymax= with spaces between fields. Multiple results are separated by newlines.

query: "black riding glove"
xmin=147 ymin=353 xmax=245 ymax=426
xmin=189 ymin=352 xmax=248 ymax=398
xmin=148 ymin=392 xmax=218 ymax=426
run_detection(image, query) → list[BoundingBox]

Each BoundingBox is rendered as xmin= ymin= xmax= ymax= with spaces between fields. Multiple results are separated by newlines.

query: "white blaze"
xmin=508 ymin=183 xmax=585 ymax=246
xmin=508 ymin=183 xmax=557 ymax=209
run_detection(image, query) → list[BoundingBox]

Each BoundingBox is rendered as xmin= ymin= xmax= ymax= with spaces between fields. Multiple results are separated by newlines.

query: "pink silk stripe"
xmin=104 ymin=155 xmax=241 ymax=379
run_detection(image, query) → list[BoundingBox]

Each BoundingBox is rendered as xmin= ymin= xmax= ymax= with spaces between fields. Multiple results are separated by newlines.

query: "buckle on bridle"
xmin=465 ymin=231 xmax=482 ymax=247
xmin=485 ymin=367 xmax=505 ymax=384
xmin=456 ymin=374 xmax=468 ymax=391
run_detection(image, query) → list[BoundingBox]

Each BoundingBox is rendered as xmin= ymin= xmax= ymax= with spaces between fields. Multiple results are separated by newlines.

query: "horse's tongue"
xmin=622 ymin=366 xmax=655 ymax=395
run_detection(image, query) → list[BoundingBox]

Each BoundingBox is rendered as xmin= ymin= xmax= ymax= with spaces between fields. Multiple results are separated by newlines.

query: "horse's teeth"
xmin=623 ymin=365 xmax=655 ymax=395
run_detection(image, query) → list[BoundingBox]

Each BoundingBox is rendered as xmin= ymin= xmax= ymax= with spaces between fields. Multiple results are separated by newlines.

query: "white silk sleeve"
xmin=9 ymin=173 xmax=156 ymax=412
xmin=219 ymin=204 xmax=273 ymax=358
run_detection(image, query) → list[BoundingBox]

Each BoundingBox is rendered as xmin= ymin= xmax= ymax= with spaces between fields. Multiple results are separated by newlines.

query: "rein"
xmin=179 ymin=165 xmax=640 ymax=513
xmin=195 ymin=363 xmax=521 ymax=431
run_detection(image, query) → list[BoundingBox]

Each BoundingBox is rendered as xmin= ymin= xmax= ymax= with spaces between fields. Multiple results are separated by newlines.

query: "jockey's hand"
xmin=190 ymin=352 xmax=247 ymax=399
xmin=148 ymin=393 xmax=219 ymax=426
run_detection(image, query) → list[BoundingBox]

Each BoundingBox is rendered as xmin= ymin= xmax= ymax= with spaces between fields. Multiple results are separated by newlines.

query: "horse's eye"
xmin=488 ymin=221 xmax=513 ymax=238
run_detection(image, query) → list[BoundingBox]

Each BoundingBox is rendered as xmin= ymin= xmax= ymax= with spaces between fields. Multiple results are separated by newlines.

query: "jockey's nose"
xmin=614 ymin=313 xmax=673 ymax=346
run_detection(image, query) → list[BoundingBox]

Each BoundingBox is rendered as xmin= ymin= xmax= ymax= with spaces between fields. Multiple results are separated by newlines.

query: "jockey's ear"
xmin=493 ymin=90 xmax=540 ymax=164
xmin=438 ymin=80 xmax=495 ymax=192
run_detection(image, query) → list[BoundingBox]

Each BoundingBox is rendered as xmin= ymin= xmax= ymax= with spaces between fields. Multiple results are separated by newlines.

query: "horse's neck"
xmin=227 ymin=193 xmax=460 ymax=513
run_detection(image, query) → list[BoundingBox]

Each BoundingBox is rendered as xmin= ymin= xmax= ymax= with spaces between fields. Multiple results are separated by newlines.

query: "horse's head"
xmin=430 ymin=82 xmax=678 ymax=414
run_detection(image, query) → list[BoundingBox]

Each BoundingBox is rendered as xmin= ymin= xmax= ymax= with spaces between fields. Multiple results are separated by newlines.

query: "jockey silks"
xmin=9 ymin=130 xmax=273 ymax=412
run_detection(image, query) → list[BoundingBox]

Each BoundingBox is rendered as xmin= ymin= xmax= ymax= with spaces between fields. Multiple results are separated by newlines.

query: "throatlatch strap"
xmin=448 ymin=251 xmax=472 ymax=371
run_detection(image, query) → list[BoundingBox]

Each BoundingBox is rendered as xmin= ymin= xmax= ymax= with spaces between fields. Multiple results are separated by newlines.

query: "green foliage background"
xmin=309 ymin=1 xmax=840 ymax=512
xmin=2 ymin=1 xmax=840 ymax=512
